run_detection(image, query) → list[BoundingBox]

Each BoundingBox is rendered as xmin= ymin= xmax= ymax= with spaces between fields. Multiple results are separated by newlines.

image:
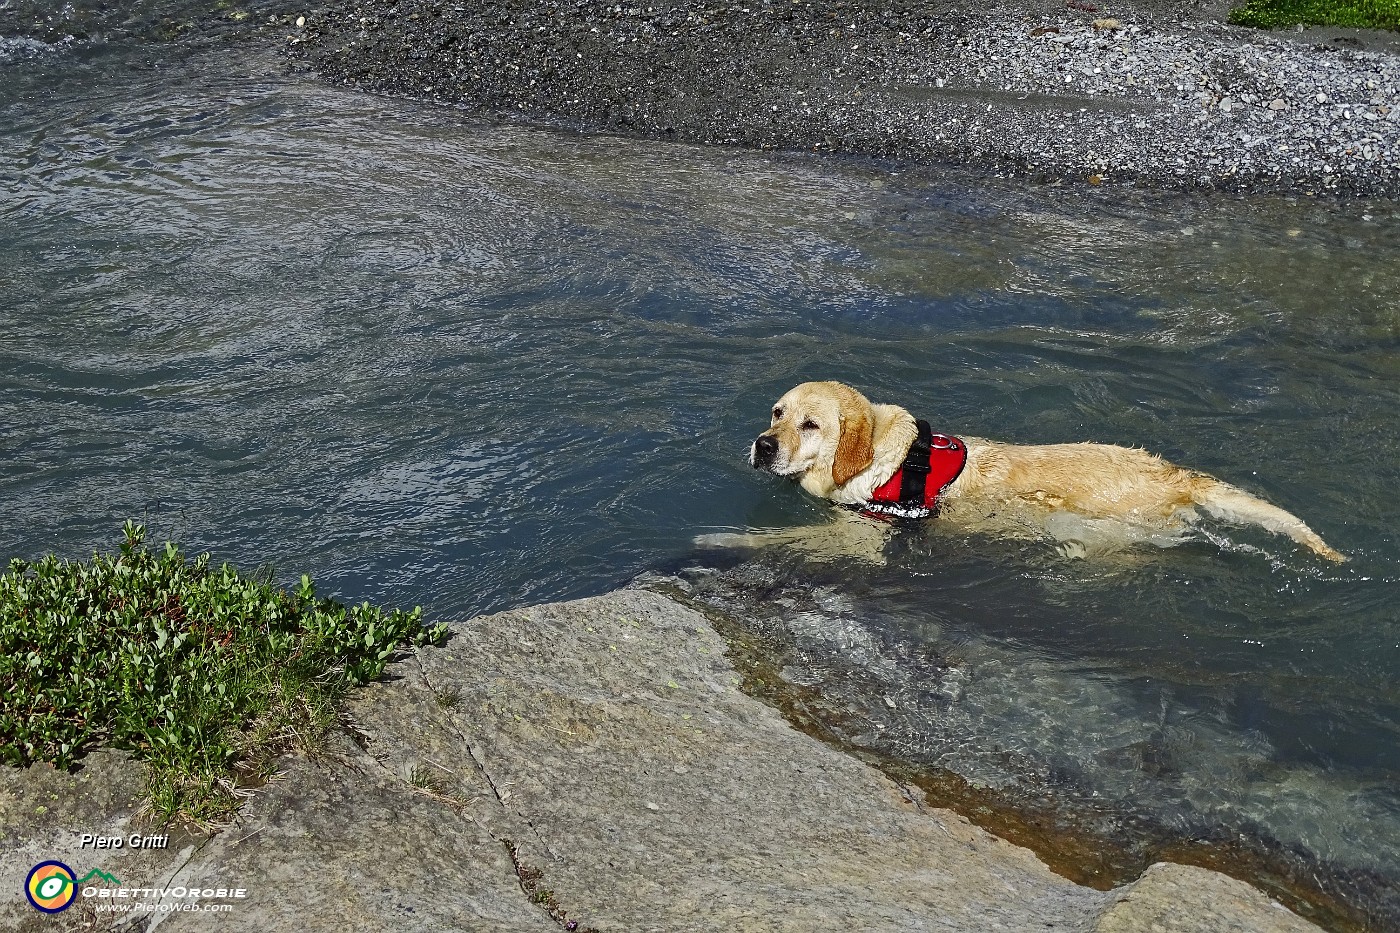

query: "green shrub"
xmin=0 ymin=522 xmax=447 ymax=824
xmin=1229 ymin=0 xmax=1400 ymax=30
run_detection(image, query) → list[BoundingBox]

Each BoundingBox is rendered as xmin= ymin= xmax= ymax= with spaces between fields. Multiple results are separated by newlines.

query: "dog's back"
xmin=953 ymin=439 xmax=1344 ymax=562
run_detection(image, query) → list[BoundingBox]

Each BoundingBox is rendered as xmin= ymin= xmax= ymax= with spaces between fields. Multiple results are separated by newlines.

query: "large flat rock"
xmin=1 ymin=589 xmax=1319 ymax=931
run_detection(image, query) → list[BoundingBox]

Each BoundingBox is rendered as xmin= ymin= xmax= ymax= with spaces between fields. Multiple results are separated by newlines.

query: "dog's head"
xmin=750 ymin=381 xmax=875 ymax=490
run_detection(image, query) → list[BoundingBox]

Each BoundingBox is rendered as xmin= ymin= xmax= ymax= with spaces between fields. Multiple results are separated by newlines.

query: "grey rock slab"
xmin=159 ymin=750 xmax=553 ymax=932
xmin=1097 ymin=862 xmax=1321 ymax=933
xmin=0 ymin=749 xmax=191 ymax=932
xmin=0 ymin=679 xmax=557 ymax=932
xmin=0 ymin=588 xmax=1322 ymax=932
xmin=412 ymin=588 xmax=1321 ymax=932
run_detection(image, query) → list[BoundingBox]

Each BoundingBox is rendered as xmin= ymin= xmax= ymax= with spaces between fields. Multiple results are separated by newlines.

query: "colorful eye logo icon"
xmin=26 ymin=861 xmax=77 ymax=913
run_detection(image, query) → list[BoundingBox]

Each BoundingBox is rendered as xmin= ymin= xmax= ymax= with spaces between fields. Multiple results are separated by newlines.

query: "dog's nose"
xmin=752 ymin=434 xmax=777 ymax=468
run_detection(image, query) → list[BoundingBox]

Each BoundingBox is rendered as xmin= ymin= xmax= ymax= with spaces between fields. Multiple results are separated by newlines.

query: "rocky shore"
xmin=2 ymin=590 xmax=1321 ymax=931
xmin=285 ymin=0 xmax=1399 ymax=198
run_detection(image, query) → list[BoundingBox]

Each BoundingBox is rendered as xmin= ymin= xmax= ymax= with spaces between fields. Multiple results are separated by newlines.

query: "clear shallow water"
xmin=2 ymin=30 xmax=1399 ymax=929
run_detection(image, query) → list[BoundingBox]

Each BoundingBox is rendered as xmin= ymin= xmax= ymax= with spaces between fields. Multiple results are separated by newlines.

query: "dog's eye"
xmin=801 ymin=419 xmax=819 ymax=431
xmin=772 ymin=407 xmax=783 ymax=420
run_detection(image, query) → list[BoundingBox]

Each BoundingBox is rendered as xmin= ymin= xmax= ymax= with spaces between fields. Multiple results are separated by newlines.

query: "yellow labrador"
xmin=745 ymin=380 xmax=1344 ymax=562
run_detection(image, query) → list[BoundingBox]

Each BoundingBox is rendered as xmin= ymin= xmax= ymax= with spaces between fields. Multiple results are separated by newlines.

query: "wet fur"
xmin=751 ymin=381 xmax=1344 ymax=562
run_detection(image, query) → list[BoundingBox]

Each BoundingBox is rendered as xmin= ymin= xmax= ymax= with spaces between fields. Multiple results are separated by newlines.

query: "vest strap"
xmin=898 ymin=420 xmax=934 ymax=506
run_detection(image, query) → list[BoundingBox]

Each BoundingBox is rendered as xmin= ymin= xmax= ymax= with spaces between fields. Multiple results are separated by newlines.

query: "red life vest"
xmin=864 ymin=421 xmax=967 ymax=518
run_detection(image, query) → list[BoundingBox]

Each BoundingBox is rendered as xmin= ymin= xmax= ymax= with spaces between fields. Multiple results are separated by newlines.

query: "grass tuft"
xmin=1229 ymin=0 xmax=1400 ymax=30
xmin=0 ymin=521 xmax=447 ymax=825
xmin=434 ymin=685 xmax=463 ymax=709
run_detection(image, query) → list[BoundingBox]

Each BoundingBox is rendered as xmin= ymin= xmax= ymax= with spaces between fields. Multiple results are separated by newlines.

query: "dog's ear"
xmin=832 ymin=395 xmax=874 ymax=487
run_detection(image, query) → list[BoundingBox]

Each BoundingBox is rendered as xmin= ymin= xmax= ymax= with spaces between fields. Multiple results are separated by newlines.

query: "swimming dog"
xmin=746 ymin=380 xmax=1344 ymax=562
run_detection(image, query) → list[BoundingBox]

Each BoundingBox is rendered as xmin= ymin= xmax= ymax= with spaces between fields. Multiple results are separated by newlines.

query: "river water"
xmin=2 ymin=21 xmax=1398 ymax=931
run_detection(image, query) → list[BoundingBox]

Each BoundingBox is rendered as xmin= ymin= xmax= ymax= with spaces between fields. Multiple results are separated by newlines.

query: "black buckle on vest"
xmin=898 ymin=420 xmax=934 ymax=506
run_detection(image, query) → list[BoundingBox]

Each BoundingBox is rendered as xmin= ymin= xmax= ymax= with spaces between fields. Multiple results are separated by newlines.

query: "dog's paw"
xmin=693 ymin=532 xmax=761 ymax=549
xmin=1317 ymin=544 xmax=1347 ymax=563
xmin=1055 ymin=540 xmax=1090 ymax=560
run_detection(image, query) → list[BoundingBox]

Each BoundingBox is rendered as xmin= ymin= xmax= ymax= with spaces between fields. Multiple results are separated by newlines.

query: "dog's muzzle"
xmin=751 ymin=434 xmax=778 ymax=470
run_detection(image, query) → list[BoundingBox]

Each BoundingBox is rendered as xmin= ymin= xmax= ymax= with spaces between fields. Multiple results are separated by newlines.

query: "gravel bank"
xmin=286 ymin=0 xmax=1399 ymax=197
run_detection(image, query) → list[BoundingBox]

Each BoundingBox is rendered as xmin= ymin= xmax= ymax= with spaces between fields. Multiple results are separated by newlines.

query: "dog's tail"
xmin=1191 ymin=479 xmax=1344 ymax=562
